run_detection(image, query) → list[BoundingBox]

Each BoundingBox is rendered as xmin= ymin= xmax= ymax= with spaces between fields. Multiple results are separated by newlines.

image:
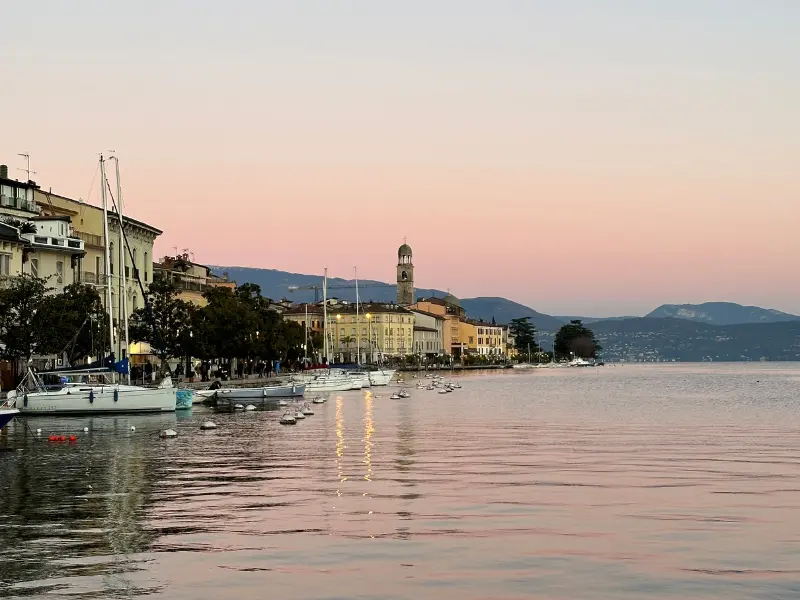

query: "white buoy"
xmin=234 ymin=403 xmax=244 ymax=409
xmin=130 ymin=426 xmax=136 ymax=431
xmin=36 ymin=428 xmax=42 ymax=435
xmin=83 ymin=427 xmax=89 ymax=433
xmin=245 ymin=404 xmax=256 ymax=411
xmin=200 ymin=421 xmax=218 ymax=430
xmin=160 ymin=428 xmax=177 ymax=438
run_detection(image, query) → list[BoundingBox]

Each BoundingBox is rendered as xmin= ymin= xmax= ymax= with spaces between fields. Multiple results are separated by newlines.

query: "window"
xmin=30 ymin=258 xmax=38 ymax=278
xmin=144 ymin=251 xmax=149 ymax=281
xmin=132 ymin=294 xmax=138 ymax=311
xmin=56 ymin=261 xmax=63 ymax=284
xmin=109 ymin=242 xmax=114 ymax=274
xmin=96 ymin=256 xmax=101 ymax=277
xmin=362 ymin=327 xmax=366 ymax=335
xmin=0 ymin=253 xmax=9 ymax=276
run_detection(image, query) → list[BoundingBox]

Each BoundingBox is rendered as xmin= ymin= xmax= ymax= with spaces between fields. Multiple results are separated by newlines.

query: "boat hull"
xmin=196 ymin=384 xmax=305 ymax=401
xmin=15 ymin=386 xmax=176 ymax=415
xmin=0 ymin=408 xmax=19 ymax=428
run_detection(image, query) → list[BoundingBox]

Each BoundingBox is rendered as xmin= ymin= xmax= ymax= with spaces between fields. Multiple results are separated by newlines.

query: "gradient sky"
xmin=3 ymin=1 xmax=799 ymax=316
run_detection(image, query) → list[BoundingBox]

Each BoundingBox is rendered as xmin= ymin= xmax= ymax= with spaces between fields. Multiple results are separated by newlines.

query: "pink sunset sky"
xmin=3 ymin=1 xmax=799 ymax=316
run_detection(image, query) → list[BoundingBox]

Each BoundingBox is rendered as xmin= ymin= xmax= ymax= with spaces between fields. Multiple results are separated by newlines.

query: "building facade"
xmin=153 ymin=254 xmax=235 ymax=307
xmin=0 ymin=222 xmax=26 ymax=284
xmin=324 ymin=302 xmax=415 ymax=362
xmin=411 ymin=309 xmax=444 ymax=359
xmin=410 ymin=295 xmax=464 ymax=355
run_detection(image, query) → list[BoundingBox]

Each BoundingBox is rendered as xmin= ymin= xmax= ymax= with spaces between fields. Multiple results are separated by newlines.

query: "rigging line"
xmin=104 ymin=176 xmax=164 ymax=361
xmin=84 ymin=160 xmax=100 ymax=210
xmin=59 ymin=316 xmax=90 ymax=357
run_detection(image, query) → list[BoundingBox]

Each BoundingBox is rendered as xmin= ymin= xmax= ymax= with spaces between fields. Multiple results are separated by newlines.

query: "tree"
xmin=554 ymin=320 xmax=602 ymax=359
xmin=129 ymin=278 xmax=193 ymax=364
xmin=0 ymin=275 xmax=54 ymax=379
xmin=36 ymin=283 xmax=109 ymax=364
xmin=1 ymin=217 xmax=36 ymax=235
xmin=509 ymin=317 xmax=539 ymax=359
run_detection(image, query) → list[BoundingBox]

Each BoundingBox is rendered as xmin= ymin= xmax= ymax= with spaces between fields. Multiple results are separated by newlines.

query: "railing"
xmin=77 ymin=232 xmax=104 ymax=248
xmin=80 ymin=271 xmax=109 ymax=285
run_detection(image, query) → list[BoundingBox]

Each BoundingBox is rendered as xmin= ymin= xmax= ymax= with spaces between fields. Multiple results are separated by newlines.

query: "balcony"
xmin=79 ymin=271 xmax=109 ymax=286
xmin=0 ymin=195 xmax=37 ymax=213
xmin=24 ymin=233 xmax=85 ymax=253
xmin=77 ymin=231 xmax=104 ymax=248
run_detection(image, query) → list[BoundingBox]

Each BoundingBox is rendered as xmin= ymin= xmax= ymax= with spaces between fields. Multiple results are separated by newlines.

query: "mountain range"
xmin=210 ymin=266 xmax=800 ymax=361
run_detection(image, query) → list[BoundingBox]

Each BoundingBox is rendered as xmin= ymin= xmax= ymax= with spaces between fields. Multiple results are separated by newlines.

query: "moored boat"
xmin=0 ymin=407 xmax=19 ymax=428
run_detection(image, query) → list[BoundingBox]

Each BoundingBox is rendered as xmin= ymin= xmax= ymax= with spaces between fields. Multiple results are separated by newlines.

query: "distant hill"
xmin=645 ymin=302 xmax=800 ymax=326
xmin=210 ymin=266 xmax=800 ymax=361
xmin=459 ymin=297 xmax=565 ymax=331
xmin=591 ymin=317 xmax=800 ymax=362
xmin=211 ymin=267 xmax=567 ymax=330
xmin=211 ymin=266 xmax=447 ymax=305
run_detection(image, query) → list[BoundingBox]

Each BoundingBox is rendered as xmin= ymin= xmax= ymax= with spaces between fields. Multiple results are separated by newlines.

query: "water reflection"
xmin=363 ymin=392 xmax=373 ymax=481
xmin=2 ymin=366 xmax=800 ymax=599
xmin=335 ymin=395 xmax=346 ymax=487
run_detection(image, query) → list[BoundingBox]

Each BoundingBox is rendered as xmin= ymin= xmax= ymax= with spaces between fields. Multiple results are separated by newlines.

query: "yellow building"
xmin=153 ymin=254 xmax=235 ymax=307
xmin=409 ymin=295 xmax=465 ymax=356
xmin=35 ymin=186 xmax=162 ymax=363
xmin=456 ymin=320 xmax=506 ymax=358
xmin=325 ymin=302 xmax=415 ymax=362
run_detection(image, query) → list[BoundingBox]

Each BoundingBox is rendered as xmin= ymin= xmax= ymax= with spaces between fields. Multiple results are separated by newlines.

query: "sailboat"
xmin=6 ymin=155 xmax=176 ymax=415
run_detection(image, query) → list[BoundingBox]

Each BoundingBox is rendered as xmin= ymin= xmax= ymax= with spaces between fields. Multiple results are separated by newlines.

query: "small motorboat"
xmin=234 ymin=403 xmax=245 ymax=410
xmin=294 ymin=409 xmax=306 ymax=420
xmin=398 ymin=390 xmax=410 ymax=398
xmin=278 ymin=399 xmax=288 ymax=406
xmin=200 ymin=421 xmax=218 ymax=430
xmin=301 ymin=403 xmax=314 ymax=416
xmin=390 ymin=393 xmax=401 ymax=399
xmin=426 ymin=385 xmax=434 ymax=391
xmin=280 ymin=411 xmax=296 ymax=425
xmin=312 ymin=396 xmax=325 ymax=404
xmin=438 ymin=389 xmax=449 ymax=394
xmin=245 ymin=405 xmax=257 ymax=411
xmin=0 ymin=407 xmax=19 ymax=429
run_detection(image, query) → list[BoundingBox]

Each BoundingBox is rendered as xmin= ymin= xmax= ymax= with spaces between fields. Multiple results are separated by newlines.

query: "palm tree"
xmin=2 ymin=217 xmax=36 ymax=235
xmin=340 ymin=335 xmax=356 ymax=362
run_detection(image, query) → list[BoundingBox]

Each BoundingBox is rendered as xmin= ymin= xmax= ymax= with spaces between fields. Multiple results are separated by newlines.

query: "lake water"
xmin=2 ymin=363 xmax=800 ymax=599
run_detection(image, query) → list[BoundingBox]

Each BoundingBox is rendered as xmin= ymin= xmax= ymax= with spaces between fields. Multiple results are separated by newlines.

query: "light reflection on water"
xmin=1 ymin=363 xmax=800 ymax=599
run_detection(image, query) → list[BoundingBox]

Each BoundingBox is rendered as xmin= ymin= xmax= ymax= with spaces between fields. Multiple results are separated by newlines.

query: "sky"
xmin=3 ymin=0 xmax=800 ymax=316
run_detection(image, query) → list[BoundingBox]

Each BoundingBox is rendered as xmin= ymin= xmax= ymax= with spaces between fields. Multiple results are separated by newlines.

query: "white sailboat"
xmin=7 ymin=155 xmax=175 ymax=415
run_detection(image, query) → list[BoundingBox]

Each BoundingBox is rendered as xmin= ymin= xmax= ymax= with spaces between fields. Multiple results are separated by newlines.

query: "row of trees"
xmin=509 ymin=317 xmax=601 ymax=361
xmin=0 ymin=276 xmax=110 ymax=379
xmin=129 ymin=279 xmax=310 ymax=371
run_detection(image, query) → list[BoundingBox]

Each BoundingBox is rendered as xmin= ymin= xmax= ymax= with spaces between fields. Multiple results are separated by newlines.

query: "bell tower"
xmin=397 ymin=239 xmax=414 ymax=305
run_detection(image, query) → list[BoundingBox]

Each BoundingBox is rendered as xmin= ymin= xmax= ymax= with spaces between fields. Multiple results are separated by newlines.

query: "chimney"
xmin=0 ymin=165 xmax=7 ymax=179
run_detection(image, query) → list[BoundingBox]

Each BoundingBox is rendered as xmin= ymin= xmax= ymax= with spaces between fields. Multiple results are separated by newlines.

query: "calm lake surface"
xmin=2 ymin=363 xmax=800 ymax=599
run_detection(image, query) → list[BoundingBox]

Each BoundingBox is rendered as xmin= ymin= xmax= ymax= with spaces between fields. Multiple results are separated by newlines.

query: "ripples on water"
xmin=1 ymin=364 xmax=800 ymax=599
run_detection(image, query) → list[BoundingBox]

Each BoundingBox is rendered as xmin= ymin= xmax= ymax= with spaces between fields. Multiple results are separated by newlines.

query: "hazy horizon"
xmin=4 ymin=1 xmax=799 ymax=316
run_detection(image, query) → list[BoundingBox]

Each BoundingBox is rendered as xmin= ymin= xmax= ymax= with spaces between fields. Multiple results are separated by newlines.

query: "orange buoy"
xmin=69 ymin=435 xmax=77 ymax=442
xmin=48 ymin=435 xmax=56 ymax=442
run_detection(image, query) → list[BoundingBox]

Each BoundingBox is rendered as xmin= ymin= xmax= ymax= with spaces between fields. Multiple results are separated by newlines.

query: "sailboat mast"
xmin=322 ymin=269 xmax=329 ymax=364
xmin=113 ymin=157 xmax=131 ymax=384
xmin=355 ymin=266 xmax=360 ymax=365
xmin=99 ymin=155 xmax=115 ymax=382
xmin=304 ymin=302 xmax=309 ymax=364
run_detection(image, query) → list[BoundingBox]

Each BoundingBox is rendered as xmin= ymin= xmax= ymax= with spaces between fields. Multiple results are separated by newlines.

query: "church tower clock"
xmin=397 ymin=240 xmax=414 ymax=305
